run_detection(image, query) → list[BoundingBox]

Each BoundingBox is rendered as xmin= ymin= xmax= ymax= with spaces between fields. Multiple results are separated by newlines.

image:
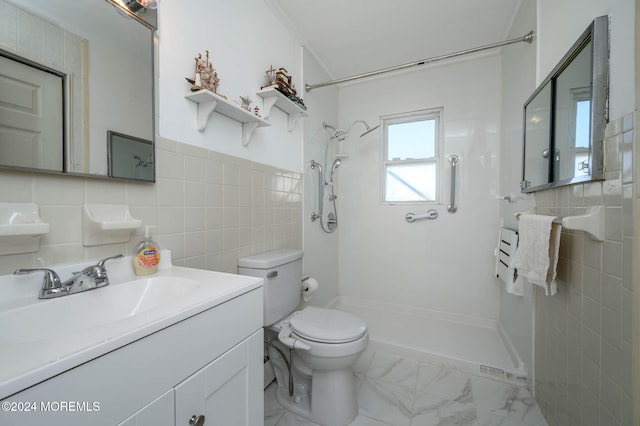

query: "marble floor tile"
xmin=357 ymin=378 xmax=414 ymax=426
xmin=476 ymin=408 xmax=540 ymax=426
xmin=366 ymin=351 xmax=420 ymax=388
xmin=275 ymin=411 xmax=321 ymax=426
xmin=265 ymin=382 xmax=287 ymax=426
xmin=354 ymin=348 xmax=376 ymax=379
xmin=411 ymin=392 xmax=477 ymax=425
xmin=416 ymin=363 xmax=474 ymax=404
xmin=265 ymin=349 xmax=548 ymax=426
xmin=348 ymin=414 xmax=395 ymax=426
xmin=471 ymin=377 xmax=546 ymax=425
xmin=275 ymin=411 xmax=396 ymax=426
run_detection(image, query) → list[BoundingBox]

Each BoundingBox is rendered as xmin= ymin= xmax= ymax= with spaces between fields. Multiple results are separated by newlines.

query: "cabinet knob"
xmin=189 ymin=414 xmax=205 ymax=426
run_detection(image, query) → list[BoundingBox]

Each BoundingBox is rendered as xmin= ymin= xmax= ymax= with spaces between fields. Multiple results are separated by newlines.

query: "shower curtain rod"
xmin=305 ymin=31 xmax=534 ymax=92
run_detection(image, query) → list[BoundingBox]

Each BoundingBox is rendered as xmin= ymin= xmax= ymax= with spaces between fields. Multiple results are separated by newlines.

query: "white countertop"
xmin=0 ymin=251 xmax=263 ymax=400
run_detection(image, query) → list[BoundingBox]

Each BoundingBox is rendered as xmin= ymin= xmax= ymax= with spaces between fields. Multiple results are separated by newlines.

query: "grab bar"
xmin=309 ymin=160 xmax=323 ymax=221
xmin=405 ymin=209 xmax=438 ymax=223
xmin=447 ymin=155 xmax=459 ymax=213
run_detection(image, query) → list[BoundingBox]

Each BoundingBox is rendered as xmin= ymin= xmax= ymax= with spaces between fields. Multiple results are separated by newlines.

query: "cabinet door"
xmin=175 ymin=330 xmax=263 ymax=426
xmin=118 ymin=389 xmax=174 ymax=426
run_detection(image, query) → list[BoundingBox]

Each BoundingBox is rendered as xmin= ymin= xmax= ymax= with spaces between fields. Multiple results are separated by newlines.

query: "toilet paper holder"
xmin=301 ymin=276 xmax=312 ymax=288
xmin=301 ymin=276 xmax=318 ymax=302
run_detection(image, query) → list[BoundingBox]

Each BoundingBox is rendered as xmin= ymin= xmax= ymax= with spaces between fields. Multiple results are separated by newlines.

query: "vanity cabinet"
xmin=0 ymin=287 xmax=264 ymax=426
xmin=174 ymin=330 xmax=263 ymax=425
xmin=118 ymin=390 xmax=174 ymax=426
xmin=119 ymin=330 xmax=262 ymax=426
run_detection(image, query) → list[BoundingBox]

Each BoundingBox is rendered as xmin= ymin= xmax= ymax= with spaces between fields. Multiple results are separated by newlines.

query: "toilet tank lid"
xmin=238 ymin=249 xmax=303 ymax=269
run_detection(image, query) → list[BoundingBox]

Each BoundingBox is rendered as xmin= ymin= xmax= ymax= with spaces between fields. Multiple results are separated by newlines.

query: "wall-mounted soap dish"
xmin=83 ymin=204 xmax=141 ymax=246
xmin=0 ymin=203 xmax=50 ymax=255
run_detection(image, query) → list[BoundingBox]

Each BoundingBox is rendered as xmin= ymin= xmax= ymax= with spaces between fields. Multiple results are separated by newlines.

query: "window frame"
xmin=380 ymin=108 xmax=444 ymax=205
xmin=569 ymin=87 xmax=591 ymax=177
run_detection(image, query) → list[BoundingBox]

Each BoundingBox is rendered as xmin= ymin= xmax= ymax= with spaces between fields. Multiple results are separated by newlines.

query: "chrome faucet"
xmin=14 ymin=254 xmax=124 ymax=299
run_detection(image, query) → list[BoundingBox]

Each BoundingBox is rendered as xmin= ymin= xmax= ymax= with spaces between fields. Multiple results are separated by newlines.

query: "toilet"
xmin=238 ymin=249 xmax=368 ymax=426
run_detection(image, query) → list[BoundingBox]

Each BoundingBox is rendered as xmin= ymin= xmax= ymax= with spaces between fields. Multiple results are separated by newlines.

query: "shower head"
xmin=359 ymin=123 xmax=380 ymax=137
xmin=323 ymin=122 xmax=348 ymax=141
xmin=323 ymin=120 xmax=379 ymax=141
xmin=323 ymin=122 xmax=337 ymax=133
xmin=331 ymin=158 xmax=342 ymax=172
xmin=329 ymin=158 xmax=342 ymax=182
xmin=349 ymin=120 xmax=380 ymax=138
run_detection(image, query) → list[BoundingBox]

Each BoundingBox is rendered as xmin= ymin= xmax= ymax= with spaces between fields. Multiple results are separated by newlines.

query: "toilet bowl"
xmin=238 ymin=249 xmax=369 ymax=426
xmin=267 ymin=307 xmax=368 ymax=426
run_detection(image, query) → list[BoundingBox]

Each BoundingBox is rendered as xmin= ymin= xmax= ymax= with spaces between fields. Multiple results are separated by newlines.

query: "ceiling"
xmin=269 ymin=0 xmax=524 ymax=85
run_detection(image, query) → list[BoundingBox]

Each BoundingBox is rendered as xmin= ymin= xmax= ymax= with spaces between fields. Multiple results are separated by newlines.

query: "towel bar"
xmin=515 ymin=206 xmax=604 ymax=241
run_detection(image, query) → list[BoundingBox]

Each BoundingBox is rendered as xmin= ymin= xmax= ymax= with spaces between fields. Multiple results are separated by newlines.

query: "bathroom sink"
xmin=0 ymin=276 xmax=201 ymax=344
xmin=0 ymin=251 xmax=263 ymax=399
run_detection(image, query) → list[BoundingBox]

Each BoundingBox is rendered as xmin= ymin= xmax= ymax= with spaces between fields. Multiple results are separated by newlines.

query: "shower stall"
xmin=302 ymin=43 xmax=529 ymax=386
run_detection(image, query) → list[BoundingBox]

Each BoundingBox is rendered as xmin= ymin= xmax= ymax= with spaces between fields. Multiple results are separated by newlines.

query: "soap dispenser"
xmin=132 ymin=225 xmax=160 ymax=276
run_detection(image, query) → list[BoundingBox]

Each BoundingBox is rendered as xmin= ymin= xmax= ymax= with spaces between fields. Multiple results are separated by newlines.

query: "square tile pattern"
xmin=533 ymin=113 xmax=634 ymax=425
xmin=0 ymin=136 xmax=303 ymax=275
xmin=265 ymin=349 xmax=548 ymax=426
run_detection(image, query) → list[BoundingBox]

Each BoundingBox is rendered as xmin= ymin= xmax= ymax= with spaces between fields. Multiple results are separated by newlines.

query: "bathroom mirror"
xmin=0 ymin=0 xmax=155 ymax=182
xmin=521 ymin=16 xmax=608 ymax=193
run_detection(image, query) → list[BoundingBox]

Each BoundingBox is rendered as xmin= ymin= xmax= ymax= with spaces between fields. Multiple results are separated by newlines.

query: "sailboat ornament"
xmin=261 ymin=65 xmax=306 ymax=110
xmin=185 ymin=50 xmax=225 ymax=99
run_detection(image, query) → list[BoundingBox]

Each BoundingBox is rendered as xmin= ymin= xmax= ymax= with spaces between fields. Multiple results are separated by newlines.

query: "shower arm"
xmin=305 ymin=31 xmax=534 ymax=92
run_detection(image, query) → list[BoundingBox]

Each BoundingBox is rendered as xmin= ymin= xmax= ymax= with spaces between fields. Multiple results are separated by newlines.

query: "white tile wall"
xmin=533 ymin=113 xmax=634 ymax=426
xmin=0 ymin=136 xmax=302 ymax=275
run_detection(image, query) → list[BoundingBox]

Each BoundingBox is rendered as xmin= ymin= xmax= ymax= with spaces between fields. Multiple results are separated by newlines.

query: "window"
xmin=570 ymin=87 xmax=591 ymax=176
xmin=381 ymin=108 xmax=443 ymax=203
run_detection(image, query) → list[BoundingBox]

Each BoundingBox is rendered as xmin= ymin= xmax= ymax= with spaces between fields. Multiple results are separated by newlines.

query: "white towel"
xmin=513 ymin=214 xmax=561 ymax=296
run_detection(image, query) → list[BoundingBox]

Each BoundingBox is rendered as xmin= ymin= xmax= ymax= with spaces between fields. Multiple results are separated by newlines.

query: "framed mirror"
xmin=108 ymin=131 xmax=153 ymax=181
xmin=0 ymin=0 xmax=156 ymax=182
xmin=521 ymin=15 xmax=608 ymax=193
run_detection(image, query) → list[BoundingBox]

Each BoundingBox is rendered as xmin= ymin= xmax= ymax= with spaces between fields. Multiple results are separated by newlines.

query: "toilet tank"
xmin=238 ymin=249 xmax=303 ymax=326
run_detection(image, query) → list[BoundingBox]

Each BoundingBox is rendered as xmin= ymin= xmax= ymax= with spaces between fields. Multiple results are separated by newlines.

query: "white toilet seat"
xmin=290 ymin=307 xmax=367 ymax=344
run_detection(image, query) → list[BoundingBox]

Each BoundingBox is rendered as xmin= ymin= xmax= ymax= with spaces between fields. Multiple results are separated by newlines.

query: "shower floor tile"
xmin=264 ymin=349 xmax=548 ymax=426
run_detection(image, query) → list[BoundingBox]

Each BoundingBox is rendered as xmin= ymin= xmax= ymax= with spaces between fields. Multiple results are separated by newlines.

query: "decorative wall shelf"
xmin=185 ymin=89 xmax=270 ymax=146
xmin=256 ymin=88 xmax=308 ymax=131
xmin=83 ymin=204 xmax=141 ymax=246
xmin=0 ymin=203 xmax=50 ymax=255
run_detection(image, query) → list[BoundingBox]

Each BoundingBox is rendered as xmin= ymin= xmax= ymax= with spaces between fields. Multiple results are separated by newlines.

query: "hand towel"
xmin=513 ymin=214 xmax=561 ymax=296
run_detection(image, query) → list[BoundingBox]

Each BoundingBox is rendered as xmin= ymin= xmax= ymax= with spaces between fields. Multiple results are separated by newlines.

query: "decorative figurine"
xmin=239 ymin=95 xmax=252 ymax=111
xmin=263 ymin=65 xmax=276 ymax=88
xmin=260 ymin=65 xmax=307 ymax=110
xmin=186 ymin=50 xmax=225 ymax=98
xmin=254 ymin=106 xmax=260 ymax=116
